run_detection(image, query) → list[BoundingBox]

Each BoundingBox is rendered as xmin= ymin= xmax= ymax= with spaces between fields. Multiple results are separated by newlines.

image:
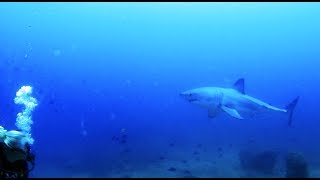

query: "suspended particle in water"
xmin=81 ymin=130 xmax=87 ymax=137
xmin=109 ymin=112 xmax=116 ymax=120
xmin=80 ymin=118 xmax=88 ymax=137
xmin=124 ymin=79 xmax=131 ymax=87
xmin=24 ymin=43 xmax=33 ymax=60
xmin=81 ymin=119 xmax=85 ymax=128
xmin=223 ymin=77 xmax=231 ymax=85
xmin=120 ymin=15 xmax=128 ymax=25
xmin=71 ymin=44 xmax=78 ymax=53
xmin=153 ymin=81 xmax=159 ymax=87
xmin=119 ymin=95 xmax=126 ymax=101
xmin=53 ymin=49 xmax=61 ymax=57
xmin=121 ymin=128 xmax=126 ymax=134
xmin=81 ymin=79 xmax=87 ymax=85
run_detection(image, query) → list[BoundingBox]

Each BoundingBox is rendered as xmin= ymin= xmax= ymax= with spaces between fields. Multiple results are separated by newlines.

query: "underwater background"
xmin=0 ymin=2 xmax=319 ymax=178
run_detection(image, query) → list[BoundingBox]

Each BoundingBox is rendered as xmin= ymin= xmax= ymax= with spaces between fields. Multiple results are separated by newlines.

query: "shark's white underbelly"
xmin=222 ymin=91 xmax=287 ymax=114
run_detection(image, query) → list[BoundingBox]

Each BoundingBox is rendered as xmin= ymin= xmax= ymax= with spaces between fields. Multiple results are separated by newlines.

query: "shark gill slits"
xmin=188 ymin=99 xmax=197 ymax=102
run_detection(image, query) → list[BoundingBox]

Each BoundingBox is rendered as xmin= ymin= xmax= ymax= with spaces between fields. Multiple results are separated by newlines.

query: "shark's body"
xmin=180 ymin=78 xmax=299 ymax=126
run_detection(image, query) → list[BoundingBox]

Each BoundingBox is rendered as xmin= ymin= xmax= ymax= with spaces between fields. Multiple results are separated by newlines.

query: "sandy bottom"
xmin=30 ymin=150 xmax=320 ymax=178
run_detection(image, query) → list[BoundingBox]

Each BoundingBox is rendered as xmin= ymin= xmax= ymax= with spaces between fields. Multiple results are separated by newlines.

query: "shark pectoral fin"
xmin=221 ymin=106 xmax=244 ymax=119
xmin=208 ymin=108 xmax=219 ymax=118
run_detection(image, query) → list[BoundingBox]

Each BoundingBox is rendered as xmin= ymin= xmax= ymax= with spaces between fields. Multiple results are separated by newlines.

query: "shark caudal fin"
xmin=285 ymin=96 xmax=300 ymax=126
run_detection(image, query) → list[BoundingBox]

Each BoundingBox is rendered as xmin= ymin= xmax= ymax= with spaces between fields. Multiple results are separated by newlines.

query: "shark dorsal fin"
xmin=233 ymin=78 xmax=245 ymax=94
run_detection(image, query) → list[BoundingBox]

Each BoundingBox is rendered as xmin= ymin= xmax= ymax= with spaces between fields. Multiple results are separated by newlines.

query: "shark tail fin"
xmin=285 ymin=96 xmax=300 ymax=127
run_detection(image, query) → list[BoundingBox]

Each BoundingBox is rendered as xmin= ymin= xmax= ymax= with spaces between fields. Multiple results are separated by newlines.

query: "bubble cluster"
xmin=14 ymin=86 xmax=38 ymax=145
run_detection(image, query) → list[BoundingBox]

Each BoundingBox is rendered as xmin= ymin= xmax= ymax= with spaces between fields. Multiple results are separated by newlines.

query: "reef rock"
xmin=239 ymin=150 xmax=277 ymax=175
xmin=285 ymin=152 xmax=309 ymax=178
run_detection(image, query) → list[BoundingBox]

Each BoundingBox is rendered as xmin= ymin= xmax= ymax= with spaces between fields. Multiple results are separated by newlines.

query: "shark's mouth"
xmin=188 ymin=99 xmax=198 ymax=102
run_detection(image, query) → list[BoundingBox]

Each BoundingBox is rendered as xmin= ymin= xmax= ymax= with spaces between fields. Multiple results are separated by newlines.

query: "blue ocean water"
xmin=0 ymin=2 xmax=319 ymax=178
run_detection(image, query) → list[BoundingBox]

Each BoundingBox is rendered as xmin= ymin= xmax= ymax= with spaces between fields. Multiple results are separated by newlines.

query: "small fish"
xmin=121 ymin=175 xmax=131 ymax=178
xmin=193 ymin=151 xmax=199 ymax=155
xmin=81 ymin=79 xmax=87 ymax=85
xmin=112 ymin=136 xmax=119 ymax=141
xmin=159 ymin=156 xmax=166 ymax=160
xmin=169 ymin=143 xmax=175 ymax=147
xmin=212 ymin=161 xmax=216 ymax=164
xmin=289 ymin=137 xmax=297 ymax=142
xmin=121 ymin=128 xmax=126 ymax=133
xmin=183 ymin=170 xmax=191 ymax=174
xmin=248 ymin=138 xmax=255 ymax=144
xmin=168 ymin=167 xmax=176 ymax=172
xmin=13 ymin=66 xmax=20 ymax=71
xmin=181 ymin=160 xmax=188 ymax=164
xmin=182 ymin=175 xmax=198 ymax=178
xmin=49 ymin=99 xmax=55 ymax=105
xmin=121 ymin=134 xmax=127 ymax=139
xmin=123 ymin=148 xmax=130 ymax=153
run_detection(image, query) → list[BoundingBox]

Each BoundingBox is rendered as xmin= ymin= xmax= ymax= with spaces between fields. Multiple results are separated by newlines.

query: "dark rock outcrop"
xmin=239 ymin=150 xmax=278 ymax=175
xmin=285 ymin=152 xmax=309 ymax=178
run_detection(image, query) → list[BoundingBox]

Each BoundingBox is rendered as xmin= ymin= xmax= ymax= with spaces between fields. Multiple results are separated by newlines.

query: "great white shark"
xmin=180 ymin=78 xmax=299 ymax=126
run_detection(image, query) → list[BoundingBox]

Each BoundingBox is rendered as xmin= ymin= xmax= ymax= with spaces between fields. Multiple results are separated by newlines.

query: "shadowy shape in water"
xmin=168 ymin=167 xmax=177 ymax=172
xmin=239 ymin=150 xmax=277 ymax=175
xmin=285 ymin=152 xmax=309 ymax=178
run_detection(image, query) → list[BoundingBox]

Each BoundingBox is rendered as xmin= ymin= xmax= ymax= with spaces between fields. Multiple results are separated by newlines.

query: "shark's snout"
xmin=179 ymin=91 xmax=198 ymax=102
xmin=179 ymin=91 xmax=190 ymax=98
